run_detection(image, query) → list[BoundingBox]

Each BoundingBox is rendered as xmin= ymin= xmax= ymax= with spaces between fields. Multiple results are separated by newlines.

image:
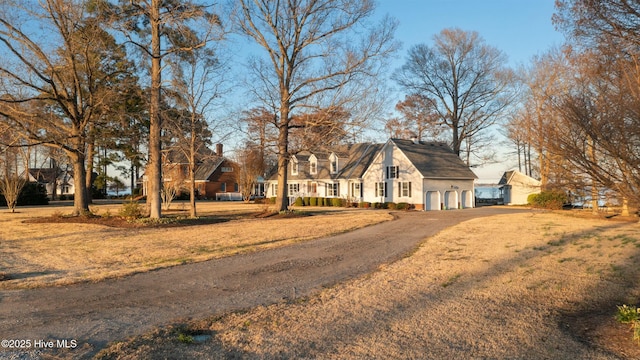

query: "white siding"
xmin=362 ymin=142 xmax=423 ymax=205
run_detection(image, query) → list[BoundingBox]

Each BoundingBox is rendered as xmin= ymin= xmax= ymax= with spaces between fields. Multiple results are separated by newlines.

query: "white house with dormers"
xmin=266 ymin=138 xmax=477 ymax=210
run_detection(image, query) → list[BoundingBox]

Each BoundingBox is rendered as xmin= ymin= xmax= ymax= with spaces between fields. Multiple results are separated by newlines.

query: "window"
xmin=291 ymin=160 xmax=298 ymax=175
xmin=326 ymin=183 xmax=339 ymax=197
xmin=221 ymin=166 xmax=233 ymax=172
xmin=288 ymin=183 xmax=299 ymax=197
xmin=221 ymin=183 xmax=227 ymax=192
xmin=330 ymin=154 xmax=338 ymax=174
xmin=271 ymin=183 xmax=277 ymax=196
xmin=310 ymin=160 xmax=317 ymax=174
xmin=234 ymin=183 xmax=239 ymax=192
xmin=351 ymin=182 xmax=362 ymax=198
xmin=386 ymin=166 xmax=399 ymax=179
xmin=375 ymin=182 xmax=386 ymax=198
xmin=310 ymin=182 xmax=317 ymax=194
xmin=253 ymin=183 xmax=265 ymax=197
xmin=399 ymin=182 xmax=412 ymax=197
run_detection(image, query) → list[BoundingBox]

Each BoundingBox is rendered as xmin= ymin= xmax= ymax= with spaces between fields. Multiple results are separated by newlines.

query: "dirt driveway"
xmin=0 ymin=207 xmax=528 ymax=359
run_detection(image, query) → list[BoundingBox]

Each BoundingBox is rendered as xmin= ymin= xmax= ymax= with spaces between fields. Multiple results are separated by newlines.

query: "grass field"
xmin=96 ymin=211 xmax=640 ymax=359
xmin=0 ymin=201 xmax=392 ymax=289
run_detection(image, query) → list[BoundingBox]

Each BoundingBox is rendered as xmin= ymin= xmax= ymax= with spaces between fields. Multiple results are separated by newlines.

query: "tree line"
xmin=1 ymin=0 xmax=638 ymax=216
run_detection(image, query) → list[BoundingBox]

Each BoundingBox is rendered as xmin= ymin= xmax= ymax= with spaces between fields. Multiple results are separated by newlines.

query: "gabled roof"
xmin=336 ymin=143 xmax=384 ymax=179
xmin=498 ymin=170 xmax=541 ymax=186
xmin=278 ymin=143 xmax=383 ymax=181
xmin=391 ymin=138 xmax=478 ymax=179
xmin=193 ymin=157 xmax=225 ymax=181
xmin=28 ymin=168 xmax=59 ymax=183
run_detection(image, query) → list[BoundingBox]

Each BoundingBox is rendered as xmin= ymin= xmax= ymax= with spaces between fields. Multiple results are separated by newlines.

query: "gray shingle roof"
xmin=193 ymin=157 xmax=225 ymax=181
xmin=270 ymin=139 xmax=476 ymax=181
xmin=391 ymin=139 xmax=478 ymax=179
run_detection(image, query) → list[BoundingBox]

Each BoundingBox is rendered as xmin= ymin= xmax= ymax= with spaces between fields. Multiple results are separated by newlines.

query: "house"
xmin=266 ymin=138 xmax=477 ymax=210
xmin=498 ymin=170 xmax=541 ymax=205
xmin=28 ymin=167 xmax=75 ymax=198
xmin=141 ymin=144 xmax=244 ymax=200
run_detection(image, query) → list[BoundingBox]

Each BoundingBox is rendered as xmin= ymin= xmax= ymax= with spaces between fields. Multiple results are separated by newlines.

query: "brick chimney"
xmin=216 ymin=143 xmax=223 ymax=156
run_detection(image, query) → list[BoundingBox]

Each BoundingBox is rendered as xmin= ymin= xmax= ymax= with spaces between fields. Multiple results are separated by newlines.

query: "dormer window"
xmin=386 ymin=166 xmax=399 ymax=179
xmin=329 ymin=153 xmax=338 ymax=174
xmin=291 ymin=157 xmax=299 ymax=175
xmin=309 ymin=155 xmax=317 ymax=175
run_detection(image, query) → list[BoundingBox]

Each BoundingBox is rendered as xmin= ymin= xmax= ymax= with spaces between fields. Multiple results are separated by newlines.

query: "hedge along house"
xmin=362 ymin=139 xmax=477 ymax=210
xmin=266 ymin=138 xmax=477 ymax=210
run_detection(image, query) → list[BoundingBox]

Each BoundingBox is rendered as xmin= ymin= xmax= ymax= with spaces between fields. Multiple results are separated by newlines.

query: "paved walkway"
xmin=0 ymin=207 xmax=531 ymax=358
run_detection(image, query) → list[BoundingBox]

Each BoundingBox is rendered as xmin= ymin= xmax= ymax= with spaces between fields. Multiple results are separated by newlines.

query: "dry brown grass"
xmin=99 ymin=211 xmax=640 ymax=359
xmin=0 ymin=202 xmax=392 ymax=290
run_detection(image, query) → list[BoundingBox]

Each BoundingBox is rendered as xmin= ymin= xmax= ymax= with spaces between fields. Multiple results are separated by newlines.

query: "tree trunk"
xmin=148 ymin=0 xmax=163 ymax=219
xmin=84 ymin=123 xmax=96 ymax=204
xmin=621 ymin=196 xmax=629 ymax=217
xmin=189 ymin=129 xmax=197 ymax=218
xmin=71 ymin=151 xmax=90 ymax=216
xmin=452 ymin=121 xmax=461 ymax=156
xmin=588 ymin=136 xmax=599 ymax=215
xmin=517 ymin=141 xmax=522 ymax=173
xmin=275 ymin=117 xmax=290 ymax=212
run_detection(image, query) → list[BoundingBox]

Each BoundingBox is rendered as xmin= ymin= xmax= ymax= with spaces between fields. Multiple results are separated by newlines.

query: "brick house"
xmin=141 ymin=144 xmax=243 ymax=200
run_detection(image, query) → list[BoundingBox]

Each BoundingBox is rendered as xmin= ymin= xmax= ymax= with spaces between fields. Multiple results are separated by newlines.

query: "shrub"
xmin=528 ymin=190 xmax=568 ymax=210
xmin=18 ymin=182 xmax=49 ymax=206
xmin=294 ymin=197 xmax=304 ymax=206
xmin=269 ymin=197 xmax=276 ymax=204
xmin=331 ymin=198 xmax=343 ymax=207
xmin=615 ymin=304 xmax=640 ymax=344
xmin=310 ymin=197 xmax=317 ymax=206
xmin=359 ymin=201 xmax=371 ymax=208
xmin=386 ymin=202 xmax=396 ymax=210
xmin=372 ymin=202 xmax=388 ymax=209
xmin=119 ymin=201 xmax=144 ymax=220
xmin=396 ymin=202 xmax=410 ymax=210
xmin=616 ymin=304 xmax=639 ymax=323
xmin=303 ymin=197 xmax=310 ymax=206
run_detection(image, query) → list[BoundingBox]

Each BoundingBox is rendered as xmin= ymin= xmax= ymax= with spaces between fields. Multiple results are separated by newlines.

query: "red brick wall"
xmin=204 ymin=160 xmax=239 ymax=198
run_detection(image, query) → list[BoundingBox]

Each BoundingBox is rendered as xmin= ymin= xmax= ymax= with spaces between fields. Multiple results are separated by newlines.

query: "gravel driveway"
xmin=0 ymin=207 xmax=528 ymax=359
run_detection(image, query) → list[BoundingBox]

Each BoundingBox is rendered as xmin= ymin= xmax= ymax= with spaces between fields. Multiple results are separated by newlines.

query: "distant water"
xmin=474 ymin=186 xmax=501 ymax=199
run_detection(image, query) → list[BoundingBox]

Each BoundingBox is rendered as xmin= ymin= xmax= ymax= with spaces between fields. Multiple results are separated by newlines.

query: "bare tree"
xmin=391 ymin=94 xmax=443 ymax=142
xmin=241 ymin=107 xmax=279 ymax=169
xmin=236 ymin=143 xmax=264 ymax=203
xmin=236 ymin=0 xmax=398 ymax=211
xmin=511 ymin=48 xmax=570 ymax=188
xmin=289 ymin=107 xmax=351 ymax=151
xmin=394 ymin=28 xmax=516 ymax=160
xmin=0 ymin=125 xmax=27 ymax=212
xmin=165 ymin=45 xmax=229 ymax=218
xmin=95 ymin=0 xmax=223 ymax=218
xmin=160 ymin=170 xmax=184 ymax=211
xmin=553 ymin=0 xmax=640 ymax=212
xmin=0 ymin=0 xmax=132 ymax=215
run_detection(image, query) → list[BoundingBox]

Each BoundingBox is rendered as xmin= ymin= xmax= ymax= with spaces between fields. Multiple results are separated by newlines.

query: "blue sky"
xmin=378 ymin=0 xmax=566 ymax=68
xmin=376 ymin=0 xmax=566 ymax=182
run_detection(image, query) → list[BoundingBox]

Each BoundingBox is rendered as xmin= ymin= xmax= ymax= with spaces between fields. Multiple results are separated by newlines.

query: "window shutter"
xmin=384 ymin=182 xmax=387 ymax=197
xmin=409 ymin=182 xmax=412 ymax=197
xmin=386 ymin=166 xmax=389 ymax=179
